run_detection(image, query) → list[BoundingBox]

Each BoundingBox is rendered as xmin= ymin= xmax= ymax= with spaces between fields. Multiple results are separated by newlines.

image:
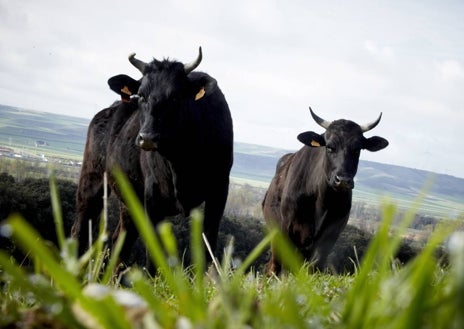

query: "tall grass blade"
xmin=203 ymin=232 xmax=221 ymax=276
xmin=235 ymin=228 xmax=277 ymax=276
xmin=5 ymin=214 xmax=82 ymax=298
xmin=190 ymin=209 xmax=205 ymax=296
xmin=2 ymin=215 xmax=133 ymax=329
xmin=101 ymin=230 xmax=126 ymax=285
xmin=129 ymin=269 xmax=175 ymax=328
xmin=49 ymin=172 xmax=65 ymax=250
xmin=271 ymin=227 xmax=304 ymax=274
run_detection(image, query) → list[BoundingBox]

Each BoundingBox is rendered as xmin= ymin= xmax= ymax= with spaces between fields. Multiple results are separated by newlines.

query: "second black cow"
xmin=71 ymin=47 xmax=233 ymax=266
xmin=262 ymin=107 xmax=388 ymax=274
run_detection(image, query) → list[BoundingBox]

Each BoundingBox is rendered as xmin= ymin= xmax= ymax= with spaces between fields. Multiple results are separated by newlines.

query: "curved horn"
xmin=360 ymin=112 xmax=382 ymax=132
xmin=128 ymin=53 xmax=147 ymax=74
xmin=184 ymin=47 xmax=203 ymax=74
xmin=309 ymin=106 xmax=331 ymax=129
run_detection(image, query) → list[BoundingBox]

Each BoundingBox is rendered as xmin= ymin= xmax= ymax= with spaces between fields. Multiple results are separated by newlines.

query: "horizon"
xmin=1 ymin=102 xmax=463 ymax=181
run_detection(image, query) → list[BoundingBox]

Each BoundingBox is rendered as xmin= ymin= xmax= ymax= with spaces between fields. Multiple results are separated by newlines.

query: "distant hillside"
xmin=1 ymin=104 xmax=463 ymax=218
xmin=232 ymin=143 xmax=464 ymax=218
xmin=0 ymin=105 xmax=88 ymax=158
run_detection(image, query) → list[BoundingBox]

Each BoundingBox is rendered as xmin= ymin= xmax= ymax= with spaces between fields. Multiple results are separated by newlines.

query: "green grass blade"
xmin=2 ymin=215 xmax=133 ymax=329
xmin=190 ymin=209 xmax=205 ymax=297
xmin=5 ymin=214 xmax=83 ymax=299
xmin=101 ymin=230 xmax=126 ymax=285
xmin=158 ymin=221 xmax=179 ymax=267
xmin=235 ymin=228 xmax=277 ymax=276
xmin=271 ymin=227 xmax=304 ymax=274
xmin=49 ymin=172 xmax=65 ymax=250
xmin=129 ymin=269 xmax=175 ymax=328
xmin=112 ymin=167 xmax=170 ymax=274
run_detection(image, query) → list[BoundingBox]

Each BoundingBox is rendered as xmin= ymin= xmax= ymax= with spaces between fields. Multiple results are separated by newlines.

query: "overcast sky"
xmin=1 ymin=0 xmax=463 ymax=178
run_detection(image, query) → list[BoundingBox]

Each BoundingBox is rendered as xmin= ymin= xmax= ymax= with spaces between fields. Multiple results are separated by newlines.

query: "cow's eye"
xmin=326 ymin=146 xmax=335 ymax=153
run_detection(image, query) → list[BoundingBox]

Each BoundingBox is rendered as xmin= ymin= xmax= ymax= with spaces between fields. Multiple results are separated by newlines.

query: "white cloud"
xmin=0 ymin=0 xmax=463 ymax=177
xmin=436 ymin=60 xmax=464 ymax=82
xmin=364 ymin=40 xmax=394 ymax=59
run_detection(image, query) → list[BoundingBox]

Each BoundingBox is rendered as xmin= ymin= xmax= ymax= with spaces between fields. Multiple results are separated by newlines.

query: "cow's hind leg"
xmin=267 ymin=245 xmax=282 ymax=276
xmin=112 ymin=204 xmax=139 ymax=269
xmin=72 ymin=172 xmax=105 ymax=255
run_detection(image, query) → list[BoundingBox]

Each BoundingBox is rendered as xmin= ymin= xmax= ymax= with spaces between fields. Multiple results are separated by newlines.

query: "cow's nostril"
xmin=333 ymin=175 xmax=354 ymax=190
xmin=136 ymin=133 xmax=145 ymax=147
xmin=136 ymin=133 xmax=158 ymax=150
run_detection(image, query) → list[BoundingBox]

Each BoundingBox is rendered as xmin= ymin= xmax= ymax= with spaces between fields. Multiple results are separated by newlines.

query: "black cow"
xmin=262 ymin=107 xmax=388 ymax=274
xmin=71 ymin=48 xmax=233 ymax=267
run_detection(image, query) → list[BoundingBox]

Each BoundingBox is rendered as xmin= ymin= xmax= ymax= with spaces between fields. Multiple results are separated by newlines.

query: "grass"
xmin=0 ymin=171 xmax=463 ymax=328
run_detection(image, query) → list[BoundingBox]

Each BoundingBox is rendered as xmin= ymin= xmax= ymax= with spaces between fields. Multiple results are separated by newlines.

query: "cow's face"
xmin=135 ymin=62 xmax=192 ymax=152
xmin=298 ymin=108 xmax=389 ymax=192
xmin=116 ymin=48 xmax=204 ymax=154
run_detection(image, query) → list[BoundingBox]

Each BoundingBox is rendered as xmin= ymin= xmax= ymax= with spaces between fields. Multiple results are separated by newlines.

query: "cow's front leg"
xmin=142 ymin=182 xmax=168 ymax=274
xmin=311 ymin=214 xmax=350 ymax=272
xmin=203 ymin=176 xmax=229 ymax=261
xmin=267 ymin=243 xmax=282 ymax=275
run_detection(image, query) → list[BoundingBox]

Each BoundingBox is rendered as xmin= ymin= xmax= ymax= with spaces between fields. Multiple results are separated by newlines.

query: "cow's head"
xmin=297 ymin=107 xmax=389 ymax=191
xmin=109 ymin=47 xmax=205 ymax=154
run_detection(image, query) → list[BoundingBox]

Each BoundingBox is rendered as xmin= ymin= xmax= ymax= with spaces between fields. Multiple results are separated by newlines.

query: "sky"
xmin=1 ymin=0 xmax=463 ymax=178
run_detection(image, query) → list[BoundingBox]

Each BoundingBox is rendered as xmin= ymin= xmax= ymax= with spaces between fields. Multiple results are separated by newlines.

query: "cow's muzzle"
xmin=136 ymin=133 xmax=158 ymax=151
xmin=332 ymin=175 xmax=354 ymax=191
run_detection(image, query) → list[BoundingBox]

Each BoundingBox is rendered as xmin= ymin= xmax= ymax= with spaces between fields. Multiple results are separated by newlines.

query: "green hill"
xmin=1 ymin=104 xmax=463 ymax=218
xmin=0 ymin=105 xmax=88 ymax=159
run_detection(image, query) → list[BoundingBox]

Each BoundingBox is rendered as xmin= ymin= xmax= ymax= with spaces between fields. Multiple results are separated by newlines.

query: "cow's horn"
xmin=309 ymin=107 xmax=331 ymax=129
xmin=184 ymin=47 xmax=203 ymax=74
xmin=128 ymin=53 xmax=147 ymax=74
xmin=360 ymin=113 xmax=382 ymax=132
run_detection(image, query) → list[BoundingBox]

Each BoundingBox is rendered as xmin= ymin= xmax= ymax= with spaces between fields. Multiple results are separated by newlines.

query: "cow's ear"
xmin=297 ymin=131 xmax=326 ymax=147
xmin=108 ymin=75 xmax=141 ymax=102
xmin=194 ymin=86 xmax=206 ymax=101
xmin=363 ymin=136 xmax=389 ymax=152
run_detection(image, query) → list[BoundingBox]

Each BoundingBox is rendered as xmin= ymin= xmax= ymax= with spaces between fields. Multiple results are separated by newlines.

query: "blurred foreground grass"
xmin=0 ymin=171 xmax=463 ymax=328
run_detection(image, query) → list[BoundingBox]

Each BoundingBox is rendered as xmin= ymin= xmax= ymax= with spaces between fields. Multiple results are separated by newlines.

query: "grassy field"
xmin=1 ymin=173 xmax=463 ymax=328
xmin=352 ymin=186 xmax=464 ymax=219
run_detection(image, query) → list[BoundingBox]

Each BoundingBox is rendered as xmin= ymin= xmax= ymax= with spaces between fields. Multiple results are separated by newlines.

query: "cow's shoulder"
xmin=276 ymin=153 xmax=294 ymax=172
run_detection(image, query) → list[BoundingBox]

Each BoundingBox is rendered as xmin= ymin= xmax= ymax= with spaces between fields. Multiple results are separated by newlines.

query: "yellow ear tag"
xmin=311 ymin=140 xmax=321 ymax=147
xmin=120 ymin=86 xmax=132 ymax=96
xmin=195 ymin=87 xmax=206 ymax=101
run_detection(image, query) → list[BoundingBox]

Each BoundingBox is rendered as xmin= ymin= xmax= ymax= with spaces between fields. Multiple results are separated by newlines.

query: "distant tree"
xmin=411 ymin=214 xmax=439 ymax=231
xmin=217 ymin=216 xmax=268 ymax=270
xmin=0 ymin=175 xmax=77 ymax=263
xmin=328 ymin=225 xmax=373 ymax=273
xmin=328 ymin=224 xmax=421 ymax=274
xmin=225 ymin=183 xmax=265 ymax=219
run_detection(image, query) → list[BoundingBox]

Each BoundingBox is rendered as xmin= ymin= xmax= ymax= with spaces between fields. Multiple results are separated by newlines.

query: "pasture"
xmin=1 ymin=104 xmax=463 ymax=327
xmin=0 ymin=172 xmax=463 ymax=328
